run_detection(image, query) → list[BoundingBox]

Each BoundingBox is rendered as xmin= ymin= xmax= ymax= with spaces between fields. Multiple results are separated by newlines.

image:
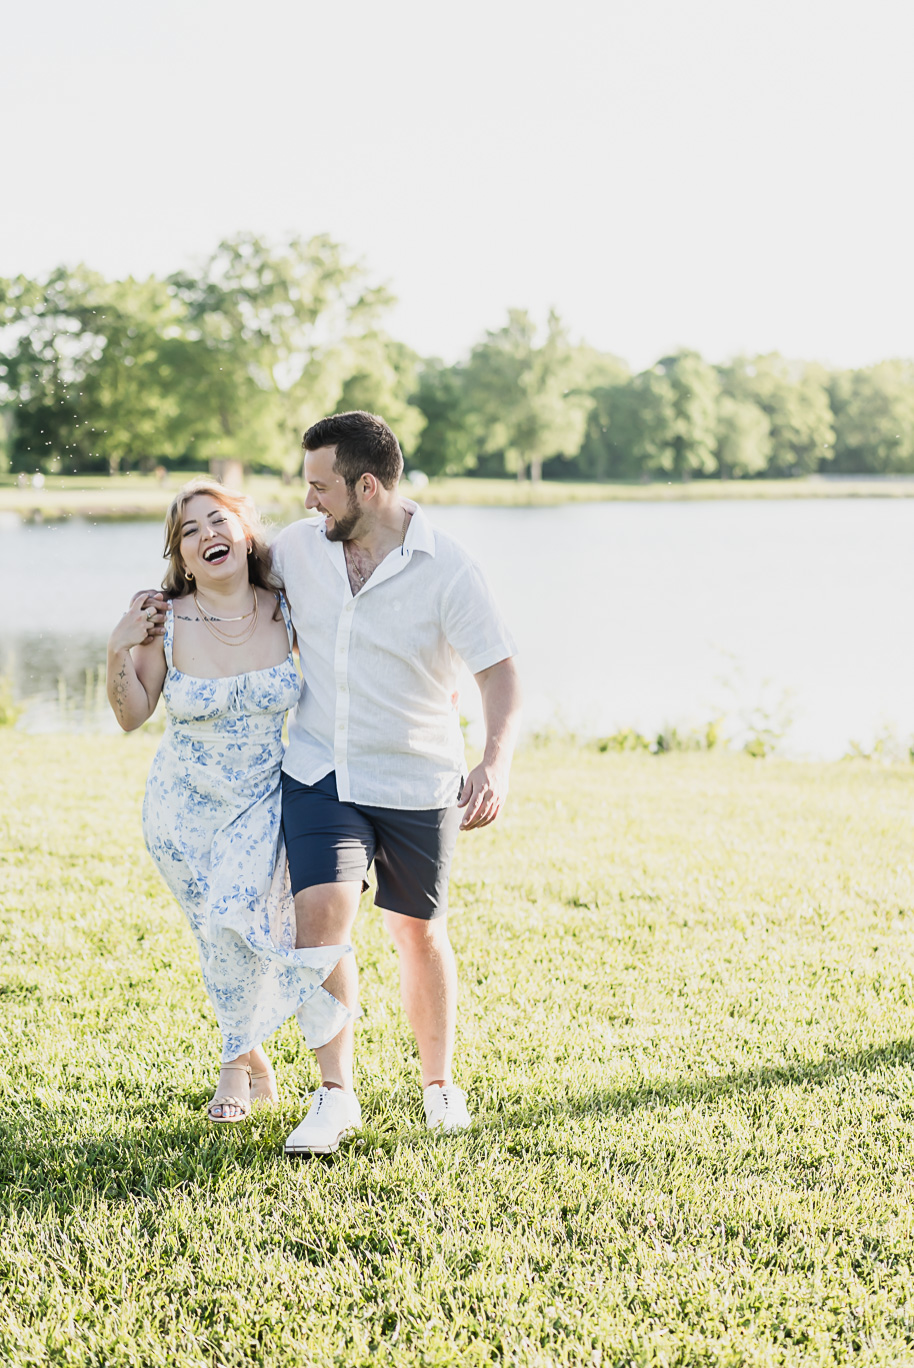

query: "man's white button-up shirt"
xmin=271 ymin=501 xmax=517 ymax=810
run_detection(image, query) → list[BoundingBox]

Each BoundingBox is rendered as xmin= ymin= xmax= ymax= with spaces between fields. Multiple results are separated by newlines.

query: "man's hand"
xmin=109 ymin=590 xmax=164 ymax=654
xmin=137 ymin=590 xmax=167 ymax=637
xmin=458 ymin=761 xmax=509 ymax=831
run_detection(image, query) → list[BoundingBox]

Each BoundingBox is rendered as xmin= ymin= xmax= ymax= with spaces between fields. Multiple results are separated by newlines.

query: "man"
xmin=272 ymin=410 xmax=521 ymax=1155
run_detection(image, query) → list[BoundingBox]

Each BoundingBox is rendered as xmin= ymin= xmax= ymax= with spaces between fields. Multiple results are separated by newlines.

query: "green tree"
xmin=657 ymin=350 xmax=721 ymax=477
xmin=605 ymin=367 xmax=678 ymax=477
xmin=74 ymin=277 xmax=187 ymax=474
xmin=463 ymin=309 xmax=597 ymax=481
xmin=0 ymin=267 xmax=183 ymax=474
xmin=0 ymin=239 xmax=405 ymax=479
xmin=333 ymin=334 xmax=425 ymax=459
xmin=596 ymin=354 xmax=719 ymax=483
xmin=720 ymin=355 xmax=834 ymax=475
xmin=829 ymin=361 xmax=914 ymax=472
xmin=166 ymin=233 xmax=394 ymax=475
xmin=411 ymin=362 xmax=478 ymax=476
xmin=715 ymin=395 xmax=772 ymax=478
xmin=576 ymin=385 xmax=621 ymax=480
xmin=1 ymin=269 xmax=88 ymax=472
xmin=566 ymin=342 xmax=631 ymax=480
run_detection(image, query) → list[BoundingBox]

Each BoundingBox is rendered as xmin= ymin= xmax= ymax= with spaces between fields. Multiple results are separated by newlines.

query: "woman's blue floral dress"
xmin=142 ymin=596 xmax=351 ymax=1062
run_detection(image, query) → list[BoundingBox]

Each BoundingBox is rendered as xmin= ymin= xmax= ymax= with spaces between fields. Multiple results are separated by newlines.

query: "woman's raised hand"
xmin=109 ymin=590 xmax=164 ymax=654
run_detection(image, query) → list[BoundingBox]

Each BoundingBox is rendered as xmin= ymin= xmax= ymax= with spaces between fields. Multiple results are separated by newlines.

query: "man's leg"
xmin=381 ymin=909 xmax=457 ymax=1088
xmin=281 ymin=770 xmax=375 ymax=1154
xmin=295 ymin=881 xmax=362 ymax=1092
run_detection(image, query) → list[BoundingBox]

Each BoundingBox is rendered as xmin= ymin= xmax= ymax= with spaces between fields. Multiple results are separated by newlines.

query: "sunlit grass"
xmin=2 ymin=735 xmax=914 ymax=1365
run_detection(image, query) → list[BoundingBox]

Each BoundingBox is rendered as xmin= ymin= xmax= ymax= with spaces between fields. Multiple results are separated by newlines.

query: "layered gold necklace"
xmin=193 ymin=588 xmax=259 ymax=646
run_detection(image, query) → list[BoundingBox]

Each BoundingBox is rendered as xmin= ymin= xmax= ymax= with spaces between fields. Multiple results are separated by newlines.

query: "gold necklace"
xmin=190 ymin=590 xmax=256 ymax=622
xmin=345 ymin=543 xmax=371 ymax=587
xmin=193 ymin=588 xmax=259 ymax=646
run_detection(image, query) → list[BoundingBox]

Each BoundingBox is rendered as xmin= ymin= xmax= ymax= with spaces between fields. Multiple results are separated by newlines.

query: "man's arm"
xmin=458 ymin=656 xmax=523 ymax=831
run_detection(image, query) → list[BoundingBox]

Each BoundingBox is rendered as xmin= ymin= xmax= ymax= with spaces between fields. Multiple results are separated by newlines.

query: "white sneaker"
xmin=423 ymin=1083 xmax=471 ymax=1133
xmin=284 ymin=1087 xmax=362 ymax=1155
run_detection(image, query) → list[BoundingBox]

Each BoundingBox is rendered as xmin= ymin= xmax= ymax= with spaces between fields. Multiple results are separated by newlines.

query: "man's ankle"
xmin=321 ymin=1080 xmax=349 ymax=1092
xmin=425 ymin=1078 xmax=449 ymax=1090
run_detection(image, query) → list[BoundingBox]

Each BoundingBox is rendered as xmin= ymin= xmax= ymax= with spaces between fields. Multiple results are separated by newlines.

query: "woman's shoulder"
xmin=250 ymin=584 xmax=287 ymax=625
xmin=253 ymin=585 xmax=284 ymax=606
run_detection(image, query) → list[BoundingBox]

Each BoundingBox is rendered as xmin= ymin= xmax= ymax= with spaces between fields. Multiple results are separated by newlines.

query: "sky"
xmin=4 ymin=0 xmax=913 ymax=372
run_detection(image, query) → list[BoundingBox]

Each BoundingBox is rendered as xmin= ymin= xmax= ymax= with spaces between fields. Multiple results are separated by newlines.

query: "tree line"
xmin=3 ymin=233 xmax=914 ymax=483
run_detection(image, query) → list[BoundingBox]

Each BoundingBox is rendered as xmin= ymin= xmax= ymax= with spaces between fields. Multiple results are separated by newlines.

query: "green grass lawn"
xmin=3 ymin=472 xmax=914 ymax=521
xmin=2 ymin=735 xmax=914 ymax=1366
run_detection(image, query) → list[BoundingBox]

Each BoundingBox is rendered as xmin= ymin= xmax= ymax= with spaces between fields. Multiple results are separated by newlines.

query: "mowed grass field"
xmin=2 ymin=735 xmax=914 ymax=1367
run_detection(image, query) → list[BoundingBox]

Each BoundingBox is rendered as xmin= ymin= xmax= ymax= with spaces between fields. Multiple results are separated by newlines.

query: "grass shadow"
xmin=4 ymin=1039 xmax=912 ymax=1213
xmin=493 ymin=1036 xmax=914 ymax=1131
xmin=0 ymin=1083 xmax=432 ymax=1211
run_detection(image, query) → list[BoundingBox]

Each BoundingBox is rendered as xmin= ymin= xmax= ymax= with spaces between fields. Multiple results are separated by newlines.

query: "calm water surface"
xmin=1 ymin=500 xmax=911 ymax=756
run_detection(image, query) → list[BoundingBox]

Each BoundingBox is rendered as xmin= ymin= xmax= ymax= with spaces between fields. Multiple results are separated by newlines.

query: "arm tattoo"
xmin=113 ymin=662 xmax=129 ymax=719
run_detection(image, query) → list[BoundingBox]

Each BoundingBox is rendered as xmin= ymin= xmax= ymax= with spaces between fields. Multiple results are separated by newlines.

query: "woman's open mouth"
xmin=202 ymin=544 xmax=231 ymax=566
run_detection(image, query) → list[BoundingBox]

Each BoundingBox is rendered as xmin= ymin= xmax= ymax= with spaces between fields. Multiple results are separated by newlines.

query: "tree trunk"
xmin=209 ymin=458 xmax=245 ymax=488
xmin=529 ymin=457 xmax=542 ymax=483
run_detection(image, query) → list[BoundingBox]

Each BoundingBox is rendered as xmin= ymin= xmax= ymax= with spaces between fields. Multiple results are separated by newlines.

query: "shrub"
xmin=0 ymin=675 xmax=21 ymax=728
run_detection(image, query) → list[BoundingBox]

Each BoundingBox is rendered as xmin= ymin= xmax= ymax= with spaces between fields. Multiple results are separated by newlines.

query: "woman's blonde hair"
xmin=162 ymin=479 xmax=279 ymax=613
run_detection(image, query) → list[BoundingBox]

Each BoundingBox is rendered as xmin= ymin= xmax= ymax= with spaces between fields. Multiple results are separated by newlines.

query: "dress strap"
xmin=163 ymin=601 xmax=174 ymax=670
xmin=277 ymin=592 xmax=295 ymax=651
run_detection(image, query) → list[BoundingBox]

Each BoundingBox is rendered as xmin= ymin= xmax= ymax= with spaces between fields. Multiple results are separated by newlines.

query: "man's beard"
xmin=323 ymin=489 xmax=361 ymax=542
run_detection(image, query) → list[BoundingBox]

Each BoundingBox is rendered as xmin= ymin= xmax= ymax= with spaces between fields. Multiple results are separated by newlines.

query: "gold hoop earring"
xmin=185 ymin=570 xmax=194 ymax=580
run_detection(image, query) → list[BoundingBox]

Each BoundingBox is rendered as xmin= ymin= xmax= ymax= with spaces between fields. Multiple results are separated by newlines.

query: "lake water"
xmin=1 ymin=500 xmax=911 ymax=757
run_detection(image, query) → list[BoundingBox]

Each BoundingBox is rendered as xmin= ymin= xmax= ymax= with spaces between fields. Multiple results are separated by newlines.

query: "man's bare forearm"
xmin=478 ymin=657 xmax=523 ymax=770
xmin=459 ymin=658 xmax=522 ymax=830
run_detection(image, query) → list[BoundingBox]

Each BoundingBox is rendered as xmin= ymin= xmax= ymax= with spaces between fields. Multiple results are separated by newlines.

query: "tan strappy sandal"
xmin=207 ymin=1063 xmax=253 ymax=1124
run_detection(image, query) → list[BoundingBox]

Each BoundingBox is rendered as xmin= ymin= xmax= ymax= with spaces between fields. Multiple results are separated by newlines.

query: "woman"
xmin=107 ymin=479 xmax=350 ymax=1123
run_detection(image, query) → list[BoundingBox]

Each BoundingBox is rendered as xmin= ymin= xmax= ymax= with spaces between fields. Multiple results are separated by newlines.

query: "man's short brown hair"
xmin=303 ymin=411 xmax=403 ymax=490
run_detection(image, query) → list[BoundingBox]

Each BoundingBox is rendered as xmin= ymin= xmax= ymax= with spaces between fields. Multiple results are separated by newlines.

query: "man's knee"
xmin=382 ymin=908 xmax=449 ymax=953
xmin=294 ymin=881 xmax=361 ymax=947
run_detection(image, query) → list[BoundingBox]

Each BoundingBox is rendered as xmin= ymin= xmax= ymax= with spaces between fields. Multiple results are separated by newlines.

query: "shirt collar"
xmin=401 ymin=498 xmax=436 ymax=557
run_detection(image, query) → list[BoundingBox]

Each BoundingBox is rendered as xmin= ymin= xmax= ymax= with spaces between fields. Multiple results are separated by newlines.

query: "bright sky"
xmin=4 ymin=0 xmax=913 ymax=372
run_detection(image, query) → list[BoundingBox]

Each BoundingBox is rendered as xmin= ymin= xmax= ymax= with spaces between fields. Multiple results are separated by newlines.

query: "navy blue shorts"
xmin=281 ymin=771 xmax=463 ymax=921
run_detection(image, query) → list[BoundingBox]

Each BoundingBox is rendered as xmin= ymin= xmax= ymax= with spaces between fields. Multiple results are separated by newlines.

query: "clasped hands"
xmin=109 ymin=590 xmax=167 ymax=653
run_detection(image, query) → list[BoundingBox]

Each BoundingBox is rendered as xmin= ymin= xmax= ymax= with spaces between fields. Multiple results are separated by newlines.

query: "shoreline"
xmin=3 ymin=473 xmax=914 ymax=521
xmin=3 ymin=701 xmax=910 ymax=766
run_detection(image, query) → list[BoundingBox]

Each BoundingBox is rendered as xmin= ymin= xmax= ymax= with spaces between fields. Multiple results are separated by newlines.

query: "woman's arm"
xmin=106 ymin=592 xmax=168 ymax=731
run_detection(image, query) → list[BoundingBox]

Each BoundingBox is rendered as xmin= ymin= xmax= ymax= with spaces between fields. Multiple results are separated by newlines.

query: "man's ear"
xmin=360 ymin=473 xmax=380 ymax=501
